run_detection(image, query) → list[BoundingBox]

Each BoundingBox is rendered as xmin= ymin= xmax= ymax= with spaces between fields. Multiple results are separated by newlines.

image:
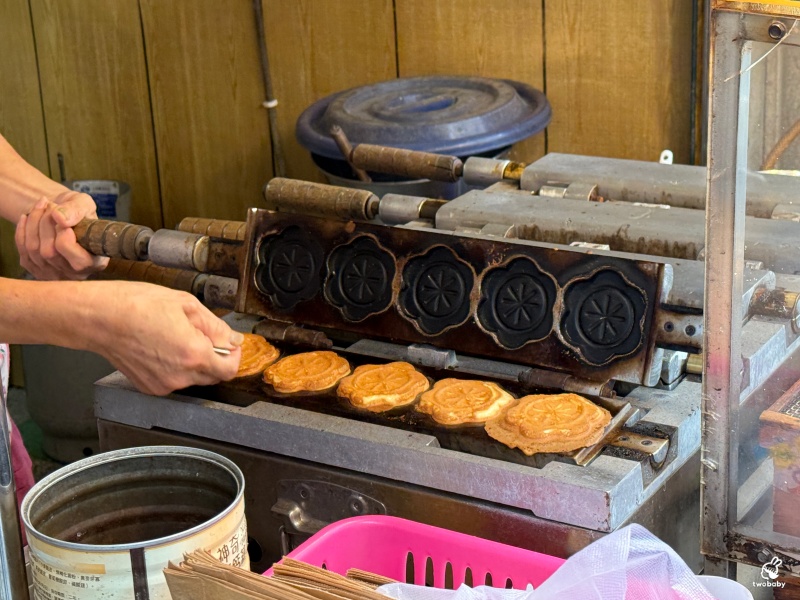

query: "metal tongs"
xmin=0 ymin=384 xmax=29 ymax=598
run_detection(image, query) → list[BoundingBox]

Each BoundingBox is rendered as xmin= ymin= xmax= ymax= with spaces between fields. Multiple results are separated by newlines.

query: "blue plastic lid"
xmin=296 ymin=76 xmax=551 ymax=159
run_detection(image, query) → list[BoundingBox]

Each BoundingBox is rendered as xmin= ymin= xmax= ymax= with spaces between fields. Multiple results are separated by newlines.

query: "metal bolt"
xmin=350 ymin=499 xmax=365 ymax=514
xmin=299 ymin=487 xmax=310 ymax=500
xmin=769 ymin=21 xmax=786 ymax=40
xmin=757 ymin=548 xmax=772 ymax=563
xmin=685 ymin=325 xmax=696 ymax=336
xmin=641 ymin=440 xmax=653 ymax=446
xmin=664 ymin=321 xmax=674 ymax=333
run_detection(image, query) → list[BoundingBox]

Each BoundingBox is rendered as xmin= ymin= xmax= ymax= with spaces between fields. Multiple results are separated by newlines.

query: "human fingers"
xmin=54 ymin=226 xmax=108 ymax=276
xmin=184 ymin=299 xmax=245 ymax=349
xmin=51 ymin=192 xmax=107 ymax=276
xmin=16 ymin=212 xmax=62 ymax=280
xmin=50 ymin=192 xmax=98 ymax=228
xmin=38 ymin=202 xmax=81 ymax=276
xmin=180 ymin=302 xmax=242 ymax=381
xmin=23 ymin=199 xmax=49 ymax=271
xmin=194 ymin=345 xmax=242 ymax=385
xmin=14 ymin=214 xmax=29 ymax=271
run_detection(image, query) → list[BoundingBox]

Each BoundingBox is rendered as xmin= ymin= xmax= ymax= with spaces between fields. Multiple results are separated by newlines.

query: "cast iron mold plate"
xmin=400 ymin=245 xmax=474 ymax=335
xmin=477 ymin=258 xmax=556 ymax=349
xmin=255 ymin=226 xmax=325 ymax=310
xmin=325 ymin=236 xmax=396 ymax=322
xmin=560 ymin=268 xmax=647 ymax=366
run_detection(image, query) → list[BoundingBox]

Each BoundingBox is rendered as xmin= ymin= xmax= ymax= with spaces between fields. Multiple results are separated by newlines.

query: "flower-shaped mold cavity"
xmin=560 ymin=268 xmax=647 ymax=366
xmin=400 ymin=246 xmax=474 ymax=335
xmin=255 ymin=226 xmax=325 ymax=309
xmin=478 ymin=258 xmax=556 ymax=349
xmin=325 ymin=236 xmax=396 ymax=322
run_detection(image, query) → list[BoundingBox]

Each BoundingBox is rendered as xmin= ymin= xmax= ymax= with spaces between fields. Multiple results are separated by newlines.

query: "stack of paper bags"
xmin=164 ymin=553 xmax=396 ymax=600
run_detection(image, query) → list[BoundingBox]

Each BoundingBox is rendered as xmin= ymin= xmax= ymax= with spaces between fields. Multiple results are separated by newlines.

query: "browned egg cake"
xmin=263 ymin=351 xmax=351 ymax=393
xmin=417 ymin=378 xmax=515 ymax=425
xmin=485 ymin=393 xmax=611 ymax=455
xmin=337 ymin=362 xmax=430 ymax=412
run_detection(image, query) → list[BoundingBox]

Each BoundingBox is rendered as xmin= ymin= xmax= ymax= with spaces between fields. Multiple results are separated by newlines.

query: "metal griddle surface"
xmin=182 ymin=350 xmax=630 ymax=470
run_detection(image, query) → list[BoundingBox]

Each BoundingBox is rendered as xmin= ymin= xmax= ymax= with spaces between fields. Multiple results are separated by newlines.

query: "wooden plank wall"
xmin=1 ymin=0 xmax=698 ymax=243
xmin=263 ymin=0 xmax=398 ymax=183
xmin=29 ymin=0 xmax=162 ymax=229
xmin=139 ymin=0 xmax=273 ymax=226
xmin=395 ymin=0 xmax=546 ymax=163
xmin=545 ymin=0 xmax=696 ymax=164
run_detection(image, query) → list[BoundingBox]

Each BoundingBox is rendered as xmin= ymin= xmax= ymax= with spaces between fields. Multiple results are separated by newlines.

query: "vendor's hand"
xmin=15 ymin=191 xmax=109 ymax=280
xmin=90 ymin=281 xmax=243 ymax=395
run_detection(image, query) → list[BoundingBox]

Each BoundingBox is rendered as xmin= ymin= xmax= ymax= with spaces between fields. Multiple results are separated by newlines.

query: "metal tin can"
xmin=21 ymin=446 xmax=248 ymax=599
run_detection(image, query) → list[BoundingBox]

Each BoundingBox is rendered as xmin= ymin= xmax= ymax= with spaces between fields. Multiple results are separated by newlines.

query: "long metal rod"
xmin=701 ymin=8 xmax=748 ymax=576
xmin=0 ymin=383 xmax=29 ymax=598
xmin=252 ymin=0 xmax=286 ymax=178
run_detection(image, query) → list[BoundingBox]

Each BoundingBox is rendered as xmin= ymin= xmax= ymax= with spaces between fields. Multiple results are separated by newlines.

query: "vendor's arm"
xmin=0 ymin=133 xmax=107 ymax=280
xmin=0 ymin=277 xmax=243 ymax=395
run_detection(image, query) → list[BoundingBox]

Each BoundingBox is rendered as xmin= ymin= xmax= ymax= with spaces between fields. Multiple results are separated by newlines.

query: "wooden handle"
xmin=176 ymin=217 xmax=247 ymax=241
xmin=350 ymin=144 xmax=463 ymax=182
xmin=74 ymin=218 xmax=153 ymax=260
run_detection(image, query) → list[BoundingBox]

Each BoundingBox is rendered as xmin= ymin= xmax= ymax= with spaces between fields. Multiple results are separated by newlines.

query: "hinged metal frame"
xmin=703 ymin=2 xmax=800 ymax=577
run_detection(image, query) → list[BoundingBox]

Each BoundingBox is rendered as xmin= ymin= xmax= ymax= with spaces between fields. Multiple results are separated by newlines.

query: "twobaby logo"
xmin=753 ymin=556 xmax=786 ymax=589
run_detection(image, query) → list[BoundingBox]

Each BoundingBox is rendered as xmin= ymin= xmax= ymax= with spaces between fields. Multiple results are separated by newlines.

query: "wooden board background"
xmin=262 ymin=0 xmax=398 ymax=182
xmin=29 ymin=0 xmax=162 ymax=229
xmin=545 ymin=0 xmax=695 ymax=164
xmin=1 ymin=2 xmax=699 ymax=255
xmin=395 ymin=0 xmax=546 ymax=163
xmin=2 ymin=0 xmax=699 ymax=233
xmin=139 ymin=0 xmax=274 ymax=227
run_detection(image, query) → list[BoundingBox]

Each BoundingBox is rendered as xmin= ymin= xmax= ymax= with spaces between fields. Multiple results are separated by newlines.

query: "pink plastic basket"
xmin=265 ymin=516 xmax=565 ymax=590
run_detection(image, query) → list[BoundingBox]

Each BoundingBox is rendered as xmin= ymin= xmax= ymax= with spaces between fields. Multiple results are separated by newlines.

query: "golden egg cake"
xmin=337 ymin=362 xmax=430 ymax=412
xmin=235 ymin=333 xmax=280 ymax=378
xmin=485 ymin=393 xmax=611 ymax=455
xmin=417 ymin=378 xmax=514 ymax=426
xmin=263 ymin=351 xmax=350 ymax=393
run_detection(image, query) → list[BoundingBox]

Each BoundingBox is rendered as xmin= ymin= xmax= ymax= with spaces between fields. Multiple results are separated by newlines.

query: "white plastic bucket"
xmin=69 ymin=180 xmax=131 ymax=222
xmin=21 ymin=446 xmax=248 ymax=599
xmin=696 ymin=575 xmax=754 ymax=600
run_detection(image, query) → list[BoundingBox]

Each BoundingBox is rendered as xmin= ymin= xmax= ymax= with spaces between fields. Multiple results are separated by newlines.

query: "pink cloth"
xmin=1 ymin=344 xmax=35 ymax=506
xmin=10 ymin=418 xmax=35 ymax=506
xmin=2 ymin=344 xmax=35 ymax=544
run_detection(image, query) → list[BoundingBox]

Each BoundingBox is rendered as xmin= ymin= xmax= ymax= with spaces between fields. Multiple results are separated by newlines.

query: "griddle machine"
xmin=57 ymin=117 xmax=796 ymax=576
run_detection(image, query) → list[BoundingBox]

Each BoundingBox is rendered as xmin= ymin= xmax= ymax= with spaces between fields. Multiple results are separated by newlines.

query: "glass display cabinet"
xmin=703 ymin=0 xmax=800 ymax=594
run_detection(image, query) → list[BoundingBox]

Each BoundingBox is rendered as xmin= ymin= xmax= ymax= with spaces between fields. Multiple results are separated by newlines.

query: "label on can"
xmin=28 ymin=503 xmax=248 ymax=599
xmin=71 ymin=180 xmax=119 ymax=219
xmin=210 ymin=518 xmax=250 ymax=569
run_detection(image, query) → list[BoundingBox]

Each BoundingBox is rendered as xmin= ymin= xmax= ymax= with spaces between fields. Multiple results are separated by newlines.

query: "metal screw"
xmin=769 ymin=21 xmax=787 ymax=40
xmin=685 ymin=325 xmax=696 ymax=336
xmin=350 ymin=499 xmax=364 ymax=514
xmin=664 ymin=321 xmax=674 ymax=333
xmin=757 ymin=548 xmax=772 ymax=563
xmin=641 ymin=440 xmax=653 ymax=446
xmin=299 ymin=487 xmax=310 ymax=500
